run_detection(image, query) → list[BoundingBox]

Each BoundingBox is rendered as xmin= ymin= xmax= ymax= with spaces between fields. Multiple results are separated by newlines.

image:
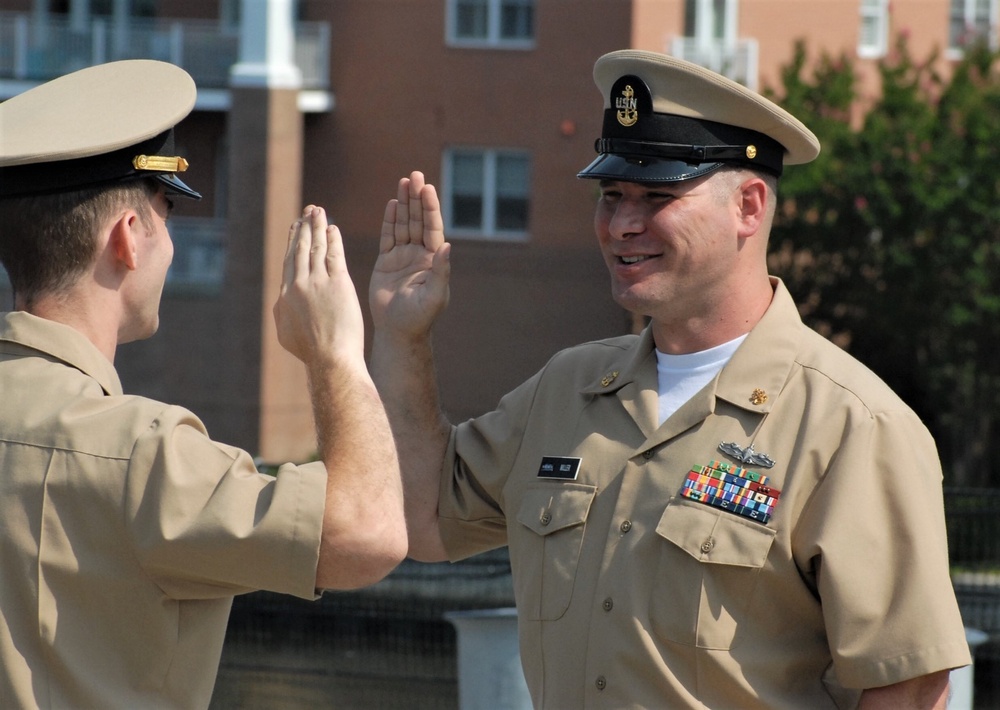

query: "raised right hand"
xmin=369 ymin=171 xmax=451 ymax=340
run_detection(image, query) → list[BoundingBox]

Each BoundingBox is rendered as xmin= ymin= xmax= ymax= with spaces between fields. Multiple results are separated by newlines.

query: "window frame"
xmin=684 ymin=0 xmax=739 ymax=44
xmin=948 ymin=0 xmax=998 ymax=56
xmin=857 ymin=0 xmax=890 ymax=59
xmin=445 ymin=0 xmax=536 ymax=50
xmin=441 ymin=147 xmax=532 ymax=242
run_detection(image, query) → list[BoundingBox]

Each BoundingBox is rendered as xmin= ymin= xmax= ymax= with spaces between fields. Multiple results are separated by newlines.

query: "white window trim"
xmin=947 ymin=0 xmax=999 ymax=58
xmin=445 ymin=0 xmax=536 ymax=50
xmin=689 ymin=0 xmax=739 ymax=45
xmin=442 ymin=147 xmax=531 ymax=242
xmin=858 ymin=0 xmax=889 ymax=59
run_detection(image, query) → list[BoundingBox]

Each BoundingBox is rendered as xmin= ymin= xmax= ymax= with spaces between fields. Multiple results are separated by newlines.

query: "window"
xmin=858 ymin=0 xmax=889 ymax=58
xmin=443 ymin=149 xmax=531 ymax=240
xmin=447 ymin=0 xmax=535 ymax=48
xmin=949 ymin=0 xmax=997 ymax=53
xmin=683 ymin=0 xmax=738 ymax=44
xmin=675 ymin=0 xmax=756 ymax=87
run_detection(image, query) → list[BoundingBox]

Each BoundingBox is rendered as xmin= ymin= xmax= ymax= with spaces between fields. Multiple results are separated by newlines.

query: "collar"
xmin=579 ymin=278 xmax=804 ymax=423
xmin=715 ymin=278 xmax=803 ymax=415
xmin=0 ymin=311 xmax=124 ymax=396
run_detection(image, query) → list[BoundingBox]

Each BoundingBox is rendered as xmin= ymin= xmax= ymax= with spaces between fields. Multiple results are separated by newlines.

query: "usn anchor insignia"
xmin=718 ymin=441 xmax=776 ymax=469
xmin=616 ymin=84 xmax=638 ymax=127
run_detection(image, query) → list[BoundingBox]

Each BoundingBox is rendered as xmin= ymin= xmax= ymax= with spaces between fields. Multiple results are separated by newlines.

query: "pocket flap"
xmin=516 ymin=483 xmax=597 ymax=536
xmin=655 ymin=500 xmax=775 ymax=567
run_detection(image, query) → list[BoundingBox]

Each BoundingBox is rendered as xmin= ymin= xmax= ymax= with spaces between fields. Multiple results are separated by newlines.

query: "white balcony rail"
xmin=669 ymin=36 xmax=759 ymax=91
xmin=0 ymin=11 xmax=329 ymax=89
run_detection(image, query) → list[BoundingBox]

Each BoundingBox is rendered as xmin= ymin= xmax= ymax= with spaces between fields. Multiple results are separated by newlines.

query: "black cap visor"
xmin=155 ymin=172 xmax=202 ymax=200
xmin=577 ymin=153 xmax=725 ymax=183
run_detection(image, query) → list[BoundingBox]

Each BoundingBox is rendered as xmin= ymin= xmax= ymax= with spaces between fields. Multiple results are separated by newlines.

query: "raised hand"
xmin=274 ymin=205 xmax=365 ymax=367
xmin=369 ymin=171 xmax=451 ymax=340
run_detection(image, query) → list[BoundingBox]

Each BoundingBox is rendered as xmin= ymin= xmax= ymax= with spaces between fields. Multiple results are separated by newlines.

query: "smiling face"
xmin=593 ymin=169 xmax=773 ymax=352
xmin=595 ymin=172 xmax=740 ymax=317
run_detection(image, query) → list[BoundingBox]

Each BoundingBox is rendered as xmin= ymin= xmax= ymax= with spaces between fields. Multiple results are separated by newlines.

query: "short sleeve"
xmin=125 ymin=405 xmax=327 ymax=600
xmin=793 ymin=408 xmax=972 ymax=688
xmin=438 ymin=369 xmax=544 ymax=561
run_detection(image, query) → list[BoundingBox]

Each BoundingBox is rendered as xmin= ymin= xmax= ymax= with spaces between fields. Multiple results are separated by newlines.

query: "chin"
xmin=611 ymin=286 xmax=656 ymax=316
xmin=120 ymin=319 xmax=160 ymax=345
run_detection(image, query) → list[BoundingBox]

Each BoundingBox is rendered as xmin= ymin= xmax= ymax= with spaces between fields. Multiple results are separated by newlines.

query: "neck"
xmin=650 ymin=276 xmax=774 ymax=355
xmin=21 ymin=287 xmax=120 ymax=363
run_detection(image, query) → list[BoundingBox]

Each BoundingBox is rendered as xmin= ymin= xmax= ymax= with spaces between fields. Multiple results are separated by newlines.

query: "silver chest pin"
xmin=718 ymin=441 xmax=776 ymax=468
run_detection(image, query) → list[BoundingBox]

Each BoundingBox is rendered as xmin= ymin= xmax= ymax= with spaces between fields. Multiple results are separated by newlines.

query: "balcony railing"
xmin=0 ymin=11 xmax=329 ymax=89
xmin=669 ymin=36 xmax=759 ymax=91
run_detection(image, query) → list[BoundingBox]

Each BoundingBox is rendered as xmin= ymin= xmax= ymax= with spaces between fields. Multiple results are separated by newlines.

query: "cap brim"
xmin=577 ymin=153 xmax=724 ymax=183
xmin=155 ymin=172 xmax=202 ymax=200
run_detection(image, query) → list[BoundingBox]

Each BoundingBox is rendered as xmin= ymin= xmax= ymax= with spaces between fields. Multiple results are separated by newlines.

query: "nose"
xmin=606 ymin=198 xmax=646 ymax=240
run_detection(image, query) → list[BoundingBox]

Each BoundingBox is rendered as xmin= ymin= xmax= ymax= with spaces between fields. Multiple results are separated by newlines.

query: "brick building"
xmin=0 ymin=0 xmax=993 ymax=461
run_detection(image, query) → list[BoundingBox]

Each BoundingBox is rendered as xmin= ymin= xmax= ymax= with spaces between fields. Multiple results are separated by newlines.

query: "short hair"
xmin=0 ymin=179 xmax=158 ymax=307
xmin=711 ymin=166 xmax=779 ymax=217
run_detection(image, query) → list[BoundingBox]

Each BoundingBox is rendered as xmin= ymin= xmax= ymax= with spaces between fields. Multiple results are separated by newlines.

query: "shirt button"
xmin=620 ymin=520 xmax=632 ymax=534
xmin=642 ymin=450 xmax=654 ymax=460
xmin=595 ymin=676 xmax=607 ymax=691
xmin=602 ymin=597 xmax=614 ymax=612
xmin=700 ymin=538 xmax=715 ymax=554
xmin=540 ymin=512 xmax=552 ymax=526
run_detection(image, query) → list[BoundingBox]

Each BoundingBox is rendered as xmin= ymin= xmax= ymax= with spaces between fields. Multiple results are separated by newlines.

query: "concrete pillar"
xmin=445 ymin=608 xmax=532 ymax=710
xmin=949 ymin=628 xmax=990 ymax=710
xmin=225 ymin=0 xmax=313 ymax=463
xmin=68 ymin=0 xmax=90 ymax=33
xmin=231 ymin=0 xmax=302 ymax=89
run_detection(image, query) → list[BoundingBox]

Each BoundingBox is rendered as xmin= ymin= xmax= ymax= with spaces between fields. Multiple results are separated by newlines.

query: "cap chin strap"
xmin=594 ymin=138 xmax=778 ymax=174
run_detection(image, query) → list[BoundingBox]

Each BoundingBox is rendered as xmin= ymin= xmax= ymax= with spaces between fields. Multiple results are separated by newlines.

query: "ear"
xmin=734 ymin=177 xmax=770 ymax=240
xmin=109 ymin=211 xmax=141 ymax=271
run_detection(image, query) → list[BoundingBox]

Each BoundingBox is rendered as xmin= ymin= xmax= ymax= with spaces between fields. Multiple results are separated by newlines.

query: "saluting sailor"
xmin=0 ymin=60 xmax=406 ymax=708
xmin=369 ymin=49 xmax=971 ymax=709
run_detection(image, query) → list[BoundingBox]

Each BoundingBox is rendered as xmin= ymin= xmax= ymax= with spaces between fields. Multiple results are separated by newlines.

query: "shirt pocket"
xmin=650 ymin=499 xmax=776 ymax=650
xmin=511 ymin=483 xmax=597 ymax=621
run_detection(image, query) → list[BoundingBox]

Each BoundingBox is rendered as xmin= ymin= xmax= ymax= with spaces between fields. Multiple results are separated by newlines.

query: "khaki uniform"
xmin=0 ymin=312 xmax=326 ymax=709
xmin=439 ymin=279 xmax=971 ymax=709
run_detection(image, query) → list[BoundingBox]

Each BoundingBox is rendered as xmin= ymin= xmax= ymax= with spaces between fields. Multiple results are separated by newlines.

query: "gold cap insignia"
xmin=601 ymin=371 xmax=620 ymax=387
xmin=133 ymin=155 xmax=190 ymax=173
xmin=746 ymin=145 xmax=757 ymax=160
xmin=749 ymin=388 xmax=768 ymax=405
xmin=616 ymin=85 xmax=638 ymax=127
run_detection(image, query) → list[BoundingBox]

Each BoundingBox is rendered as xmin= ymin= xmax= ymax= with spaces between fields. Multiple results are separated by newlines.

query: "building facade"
xmin=1 ymin=0 xmax=994 ymax=461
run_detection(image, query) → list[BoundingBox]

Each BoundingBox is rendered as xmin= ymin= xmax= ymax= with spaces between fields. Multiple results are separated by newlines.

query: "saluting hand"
xmin=274 ymin=205 xmax=366 ymax=367
xmin=369 ymin=171 xmax=451 ymax=340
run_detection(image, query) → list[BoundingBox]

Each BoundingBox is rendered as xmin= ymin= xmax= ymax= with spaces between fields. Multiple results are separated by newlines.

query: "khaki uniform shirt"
xmin=438 ymin=279 xmax=971 ymax=709
xmin=0 ymin=312 xmax=326 ymax=709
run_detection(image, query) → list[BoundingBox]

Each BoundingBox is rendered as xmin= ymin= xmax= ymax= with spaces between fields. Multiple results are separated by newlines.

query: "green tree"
xmin=767 ymin=38 xmax=1000 ymax=487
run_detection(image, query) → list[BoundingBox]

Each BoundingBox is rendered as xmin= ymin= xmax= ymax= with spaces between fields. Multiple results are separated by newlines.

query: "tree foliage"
xmin=767 ymin=38 xmax=1000 ymax=486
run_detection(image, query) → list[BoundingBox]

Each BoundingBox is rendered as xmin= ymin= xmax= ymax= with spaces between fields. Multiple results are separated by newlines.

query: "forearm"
xmin=857 ymin=670 xmax=950 ymax=710
xmin=371 ymin=330 xmax=452 ymax=562
xmin=310 ymin=357 xmax=407 ymax=590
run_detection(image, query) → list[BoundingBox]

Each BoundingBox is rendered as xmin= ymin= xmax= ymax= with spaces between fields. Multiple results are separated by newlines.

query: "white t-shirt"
xmin=656 ymin=335 xmax=747 ymax=424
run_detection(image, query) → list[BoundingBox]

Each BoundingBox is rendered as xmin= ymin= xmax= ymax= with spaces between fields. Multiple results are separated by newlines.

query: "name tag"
xmin=537 ymin=456 xmax=581 ymax=480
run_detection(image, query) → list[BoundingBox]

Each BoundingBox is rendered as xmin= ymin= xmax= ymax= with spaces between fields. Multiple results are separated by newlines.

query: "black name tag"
xmin=537 ymin=456 xmax=581 ymax=480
